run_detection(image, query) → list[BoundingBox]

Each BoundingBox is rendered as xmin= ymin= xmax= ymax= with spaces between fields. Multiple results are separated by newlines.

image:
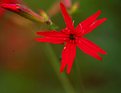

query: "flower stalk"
xmin=41 ymin=44 xmax=75 ymax=93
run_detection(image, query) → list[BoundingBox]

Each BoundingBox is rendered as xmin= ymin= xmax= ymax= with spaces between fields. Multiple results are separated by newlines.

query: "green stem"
xmin=75 ymin=58 xmax=85 ymax=93
xmin=42 ymin=44 xmax=75 ymax=93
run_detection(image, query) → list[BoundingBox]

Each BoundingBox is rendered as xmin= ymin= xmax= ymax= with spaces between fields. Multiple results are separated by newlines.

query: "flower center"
xmin=69 ymin=34 xmax=75 ymax=40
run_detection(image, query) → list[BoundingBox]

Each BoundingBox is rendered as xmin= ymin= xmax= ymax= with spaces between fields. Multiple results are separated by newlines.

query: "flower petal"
xmin=81 ymin=38 xmax=107 ymax=54
xmin=76 ymin=10 xmax=107 ymax=35
xmin=84 ymin=18 xmax=107 ymax=35
xmin=60 ymin=2 xmax=74 ymax=30
xmin=60 ymin=42 xmax=76 ymax=74
xmin=36 ymin=31 xmax=67 ymax=38
xmin=77 ymin=39 xmax=102 ymax=60
xmin=2 ymin=0 xmax=20 ymax=3
xmin=76 ymin=10 xmax=101 ymax=33
xmin=0 ymin=3 xmax=21 ymax=12
xmin=36 ymin=37 xmax=66 ymax=44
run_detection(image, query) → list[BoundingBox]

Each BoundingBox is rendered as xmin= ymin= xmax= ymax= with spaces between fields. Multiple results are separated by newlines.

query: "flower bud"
xmin=1 ymin=3 xmax=52 ymax=25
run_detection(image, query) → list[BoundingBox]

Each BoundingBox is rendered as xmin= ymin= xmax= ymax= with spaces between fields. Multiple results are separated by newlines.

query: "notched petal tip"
xmin=60 ymin=64 xmax=72 ymax=74
xmin=97 ymin=10 xmax=101 ymax=14
xmin=35 ymin=38 xmax=41 ymax=42
xmin=66 ymin=68 xmax=71 ymax=74
xmin=36 ymin=31 xmax=53 ymax=36
xmin=36 ymin=32 xmax=47 ymax=37
xmin=60 ymin=2 xmax=66 ymax=11
xmin=104 ymin=51 xmax=107 ymax=55
xmin=100 ymin=50 xmax=107 ymax=55
xmin=97 ymin=56 xmax=102 ymax=61
xmin=60 ymin=67 xmax=64 ymax=73
xmin=36 ymin=32 xmax=42 ymax=35
xmin=102 ymin=18 xmax=107 ymax=21
xmin=60 ymin=2 xmax=64 ymax=8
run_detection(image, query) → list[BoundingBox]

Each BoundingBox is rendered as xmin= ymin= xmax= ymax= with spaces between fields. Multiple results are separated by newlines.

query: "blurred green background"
xmin=0 ymin=0 xmax=121 ymax=93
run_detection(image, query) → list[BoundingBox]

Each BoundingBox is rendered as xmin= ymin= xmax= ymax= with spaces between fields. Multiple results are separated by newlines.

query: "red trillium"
xmin=36 ymin=3 xmax=107 ymax=74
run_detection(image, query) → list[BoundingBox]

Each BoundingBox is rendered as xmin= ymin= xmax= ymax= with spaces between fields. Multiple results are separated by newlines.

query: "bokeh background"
xmin=0 ymin=0 xmax=121 ymax=93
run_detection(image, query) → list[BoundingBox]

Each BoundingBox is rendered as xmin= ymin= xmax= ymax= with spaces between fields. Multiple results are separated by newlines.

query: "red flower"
xmin=36 ymin=3 xmax=107 ymax=74
xmin=0 ymin=0 xmax=19 ymax=3
xmin=0 ymin=0 xmax=20 ymax=17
